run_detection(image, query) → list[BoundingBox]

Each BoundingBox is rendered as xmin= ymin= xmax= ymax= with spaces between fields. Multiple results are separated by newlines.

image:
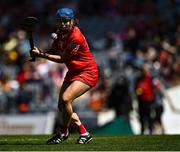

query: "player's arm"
xmin=43 ymin=48 xmax=58 ymax=55
xmin=31 ymin=47 xmax=64 ymax=63
xmin=31 ymin=43 xmax=79 ymax=63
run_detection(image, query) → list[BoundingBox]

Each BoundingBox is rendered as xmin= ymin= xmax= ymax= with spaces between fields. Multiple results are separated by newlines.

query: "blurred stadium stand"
xmin=0 ymin=0 xmax=180 ymax=135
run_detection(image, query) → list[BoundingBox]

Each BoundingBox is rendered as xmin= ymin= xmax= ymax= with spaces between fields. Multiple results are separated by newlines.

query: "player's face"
xmin=56 ymin=17 xmax=74 ymax=32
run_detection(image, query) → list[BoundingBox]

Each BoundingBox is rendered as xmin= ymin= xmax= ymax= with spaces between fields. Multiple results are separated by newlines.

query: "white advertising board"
xmin=162 ymin=86 xmax=180 ymax=134
xmin=0 ymin=112 xmax=55 ymax=135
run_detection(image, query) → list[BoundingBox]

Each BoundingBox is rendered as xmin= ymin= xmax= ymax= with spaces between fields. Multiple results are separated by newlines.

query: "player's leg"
xmin=47 ymin=80 xmax=91 ymax=144
xmin=71 ymin=112 xmax=92 ymax=144
xmin=47 ymin=82 xmax=70 ymax=144
xmin=138 ymin=103 xmax=145 ymax=134
xmin=60 ymin=81 xmax=93 ymax=144
xmin=59 ymin=81 xmax=91 ymax=129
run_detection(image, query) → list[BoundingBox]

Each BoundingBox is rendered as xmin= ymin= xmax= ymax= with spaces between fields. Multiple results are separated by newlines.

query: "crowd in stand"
xmin=0 ymin=0 xmax=180 ymax=134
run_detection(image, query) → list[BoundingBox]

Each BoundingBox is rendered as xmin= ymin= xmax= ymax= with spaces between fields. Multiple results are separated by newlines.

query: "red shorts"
xmin=64 ymin=69 xmax=98 ymax=87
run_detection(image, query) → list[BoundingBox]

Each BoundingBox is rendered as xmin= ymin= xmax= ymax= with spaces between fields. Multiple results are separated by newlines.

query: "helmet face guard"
xmin=56 ymin=8 xmax=75 ymax=32
xmin=56 ymin=17 xmax=74 ymax=32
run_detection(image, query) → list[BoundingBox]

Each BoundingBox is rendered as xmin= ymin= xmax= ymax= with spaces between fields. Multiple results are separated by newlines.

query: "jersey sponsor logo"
xmin=68 ymin=43 xmax=80 ymax=55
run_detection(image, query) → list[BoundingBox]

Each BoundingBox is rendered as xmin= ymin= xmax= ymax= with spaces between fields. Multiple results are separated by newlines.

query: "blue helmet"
xmin=56 ymin=7 xmax=75 ymax=19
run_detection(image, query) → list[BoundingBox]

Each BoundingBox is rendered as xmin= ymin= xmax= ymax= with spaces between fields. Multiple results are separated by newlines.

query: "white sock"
xmin=80 ymin=132 xmax=89 ymax=136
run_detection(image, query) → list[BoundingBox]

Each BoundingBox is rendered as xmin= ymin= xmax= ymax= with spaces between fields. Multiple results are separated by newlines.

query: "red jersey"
xmin=135 ymin=74 xmax=154 ymax=102
xmin=52 ymin=26 xmax=98 ymax=87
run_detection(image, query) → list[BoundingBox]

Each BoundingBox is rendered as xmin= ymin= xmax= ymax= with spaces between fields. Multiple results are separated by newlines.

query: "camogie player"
xmin=31 ymin=7 xmax=98 ymax=144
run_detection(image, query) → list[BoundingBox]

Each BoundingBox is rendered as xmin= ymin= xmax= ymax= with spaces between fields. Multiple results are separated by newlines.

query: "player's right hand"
xmin=30 ymin=47 xmax=41 ymax=57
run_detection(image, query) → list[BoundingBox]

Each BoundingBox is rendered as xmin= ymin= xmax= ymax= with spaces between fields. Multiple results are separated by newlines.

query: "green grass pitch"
xmin=0 ymin=134 xmax=180 ymax=151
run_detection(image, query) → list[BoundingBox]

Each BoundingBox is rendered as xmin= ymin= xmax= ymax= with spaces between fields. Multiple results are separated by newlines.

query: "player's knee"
xmin=60 ymin=93 xmax=71 ymax=105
